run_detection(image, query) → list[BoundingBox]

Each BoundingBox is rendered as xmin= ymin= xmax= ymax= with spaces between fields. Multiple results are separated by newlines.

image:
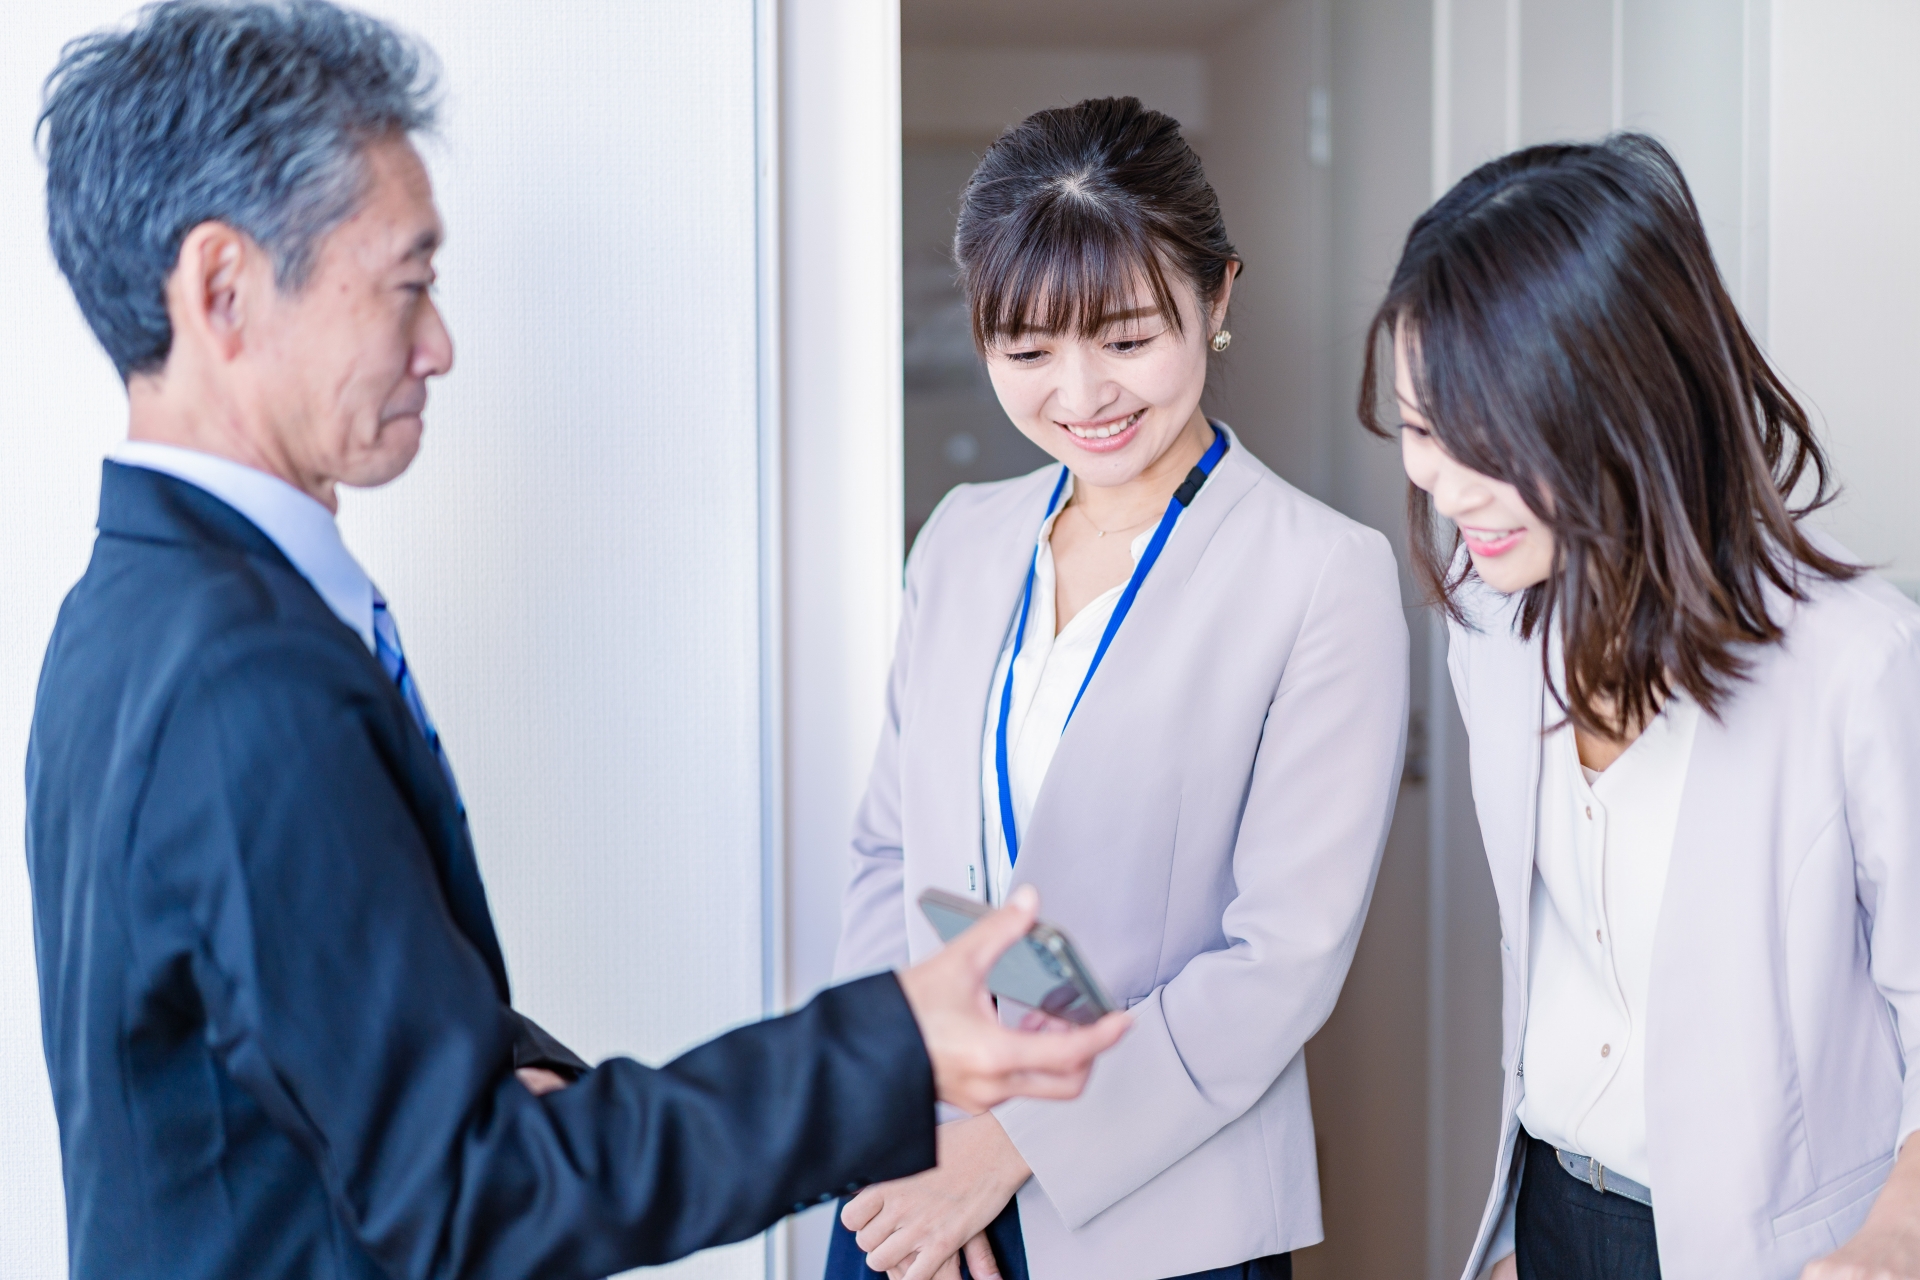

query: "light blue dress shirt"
xmin=110 ymin=441 xmax=377 ymax=652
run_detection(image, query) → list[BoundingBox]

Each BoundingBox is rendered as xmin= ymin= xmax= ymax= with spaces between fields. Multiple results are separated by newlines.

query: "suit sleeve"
xmin=835 ymin=490 xmax=960 ymax=979
xmin=1843 ymin=615 xmax=1920 ymax=1151
xmin=995 ymin=527 xmax=1410 ymax=1224
xmin=132 ymin=627 xmax=936 ymax=1280
xmin=510 ymin=1012 xmax=590 ymax=1078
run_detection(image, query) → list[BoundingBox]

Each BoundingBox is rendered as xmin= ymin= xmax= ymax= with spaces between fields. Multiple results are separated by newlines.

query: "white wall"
xmin=0 ymin=12 xmax=127 ymax=1273
xmin=0 ymin=4 xmax=776 ymax=1278
xmin=779 ymin=0 xmax=903 ymax=1274
xmin=1768 ymin=0 xmax=1920 ymax=587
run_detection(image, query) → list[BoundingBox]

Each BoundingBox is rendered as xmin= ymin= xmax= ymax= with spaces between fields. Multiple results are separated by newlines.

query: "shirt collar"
xmin=110 ymin=441 xmax=377 ymax=651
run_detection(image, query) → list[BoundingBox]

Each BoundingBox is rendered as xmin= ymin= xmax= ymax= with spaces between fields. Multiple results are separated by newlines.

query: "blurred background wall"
xmin=0 ymin=2 xmax=1913 ymax=1278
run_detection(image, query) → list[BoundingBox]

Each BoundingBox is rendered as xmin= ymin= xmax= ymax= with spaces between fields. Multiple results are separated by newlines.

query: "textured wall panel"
xmin=0 ymin=4 xmax=767 ymax=1277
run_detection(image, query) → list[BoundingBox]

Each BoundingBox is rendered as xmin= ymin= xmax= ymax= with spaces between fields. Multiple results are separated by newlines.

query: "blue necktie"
xmin=371 ymin=591 xmax=463 ymax=811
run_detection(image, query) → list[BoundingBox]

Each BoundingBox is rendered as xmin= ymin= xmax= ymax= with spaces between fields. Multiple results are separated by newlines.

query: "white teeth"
xmin=1066 ymin=410 xmax=1145 ymax=440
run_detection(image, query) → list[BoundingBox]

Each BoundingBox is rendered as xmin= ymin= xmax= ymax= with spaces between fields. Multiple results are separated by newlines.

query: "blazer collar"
xmin=98 ymin=459 xmax=292 ymax=568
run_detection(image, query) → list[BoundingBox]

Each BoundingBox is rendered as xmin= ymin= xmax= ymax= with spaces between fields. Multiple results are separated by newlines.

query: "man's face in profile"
xmin=249 ymin=135 xmax=453 ymax=496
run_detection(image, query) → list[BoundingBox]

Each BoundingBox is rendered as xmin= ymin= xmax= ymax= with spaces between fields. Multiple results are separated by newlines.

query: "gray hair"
xmin=39 ymin=0 xmax=439 ymax=378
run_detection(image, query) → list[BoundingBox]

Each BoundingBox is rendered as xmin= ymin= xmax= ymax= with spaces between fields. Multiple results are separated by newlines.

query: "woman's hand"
xmin=841 ymin=1113 xmax=1031 ymax=1280
xmin=1801 ymin=1138 xmax=1920 ymax=1279
xmin=1489 ymin=1252 xmax=1517 ymax=1280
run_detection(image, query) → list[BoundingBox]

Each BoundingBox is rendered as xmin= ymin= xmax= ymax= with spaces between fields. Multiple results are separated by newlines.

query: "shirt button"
xmin=1601 ymin=1043 xmax=1612 ymax=1058
xmin=1595 ymin=929 xmax=1603 ymax=943
xmin=1585 ymin=806 xmax=1593 ymax=820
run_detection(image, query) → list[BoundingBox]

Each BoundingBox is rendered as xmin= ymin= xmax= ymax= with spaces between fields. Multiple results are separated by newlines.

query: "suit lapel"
xmin=104 ymin=463 xmax=515 ymax=1001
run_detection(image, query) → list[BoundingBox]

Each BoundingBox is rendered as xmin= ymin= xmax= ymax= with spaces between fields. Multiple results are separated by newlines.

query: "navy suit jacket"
xmin=26 ymin=463 xmax=935 ymax=1280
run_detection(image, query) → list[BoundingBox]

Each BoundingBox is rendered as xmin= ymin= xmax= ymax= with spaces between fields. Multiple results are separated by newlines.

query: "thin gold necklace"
xmin=1071 ymin=500 xmax=1159 ymax=539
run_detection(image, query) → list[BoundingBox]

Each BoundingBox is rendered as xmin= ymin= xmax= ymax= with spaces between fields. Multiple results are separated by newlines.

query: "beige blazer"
xmin=836 ymin=429 xmax=1410 ymax=1279
xmin=1451 ymin=554 xmax=1920 ymax=1280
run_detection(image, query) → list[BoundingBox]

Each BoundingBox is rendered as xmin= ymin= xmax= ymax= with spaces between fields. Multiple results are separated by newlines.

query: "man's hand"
xmin=894 ymin=885 xmax=1129 ymax=1114
xmin=515 ymin=1067 xmax=569 ymax=1097
xmin=842 ymin=1115 xmax=1027 ymax=1280
xmin=1803 ymin=1138 xmax=1920 ymax=1279
xmin=1490 ymin=1252 xmax=1517 ymax=1280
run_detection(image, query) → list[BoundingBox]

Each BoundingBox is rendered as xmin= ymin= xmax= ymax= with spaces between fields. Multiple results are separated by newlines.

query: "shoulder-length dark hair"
xmin=1360 ymin=132 xmax=1855 ymax=738
xmin=954 ymin=96 xmax=1239 ymax=348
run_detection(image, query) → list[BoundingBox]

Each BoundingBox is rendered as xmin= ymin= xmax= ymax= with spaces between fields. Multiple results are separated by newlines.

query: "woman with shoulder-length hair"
xmin=826 ymin=97 xmax=1410 ymax=1280
xmin=1366 ymin=132 xmax=1920 ymax=1280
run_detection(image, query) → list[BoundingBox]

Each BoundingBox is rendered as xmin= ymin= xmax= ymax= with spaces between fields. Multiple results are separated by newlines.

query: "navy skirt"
xmin=824 ymin=1197 xmax=1291 ymax=1280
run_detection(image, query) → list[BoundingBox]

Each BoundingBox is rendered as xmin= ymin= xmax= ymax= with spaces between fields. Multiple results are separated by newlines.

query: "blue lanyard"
xmin=994 ymin=425 xmax=1228 ymax=866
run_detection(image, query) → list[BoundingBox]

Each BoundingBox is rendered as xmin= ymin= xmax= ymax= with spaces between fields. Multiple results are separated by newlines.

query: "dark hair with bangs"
xmin=1360 ymin=132 xmax=1856 ymax=739
xmin=954 ymin=96 xmax=1239 ymax=349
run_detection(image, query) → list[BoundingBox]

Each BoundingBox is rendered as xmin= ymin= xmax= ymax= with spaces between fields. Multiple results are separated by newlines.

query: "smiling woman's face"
xmin=1393 ymin=330 xmax=1556 ymax=595
xmin=982 ymin=276 xmax=1222 ymax=489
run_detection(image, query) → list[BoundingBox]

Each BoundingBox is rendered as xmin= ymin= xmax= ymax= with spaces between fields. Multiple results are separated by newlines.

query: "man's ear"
xmin=167 ymin=222 xmax=257 ymax=363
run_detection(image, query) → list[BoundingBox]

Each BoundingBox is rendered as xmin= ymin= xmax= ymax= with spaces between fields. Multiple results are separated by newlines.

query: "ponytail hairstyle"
xmin=1360 ymin=133 xmax=1856 ymax=738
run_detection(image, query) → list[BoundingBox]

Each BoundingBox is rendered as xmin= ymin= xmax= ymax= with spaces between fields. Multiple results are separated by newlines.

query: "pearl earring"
xmin=1210 ymin=330 xmax=1232 ymax=352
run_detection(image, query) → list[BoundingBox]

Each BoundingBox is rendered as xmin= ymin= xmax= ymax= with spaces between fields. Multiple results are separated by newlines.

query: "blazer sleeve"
xmin=131 ymin=626 xmax=936 ymax=1280
xmin=836 ymin=490 xmax=960 ymax=978
xmin=1843 ymin=614 xmax=1920 ymax=1152
xmin=995 ymin=527 xmax=1410 ymax=1224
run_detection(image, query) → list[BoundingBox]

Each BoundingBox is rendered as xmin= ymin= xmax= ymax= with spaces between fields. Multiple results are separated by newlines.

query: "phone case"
xmin=917 ymin=889 xmax=1115 ymax=1025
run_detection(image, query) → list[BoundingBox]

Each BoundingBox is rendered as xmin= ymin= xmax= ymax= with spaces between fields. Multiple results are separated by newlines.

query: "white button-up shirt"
xmin=1517 ymin=691 xmax=1701 ymax=1188
xmin=977 ymin=474 xmax=1156 ymax=905
xmin=110 ymin=441 xmax=377 ymax=651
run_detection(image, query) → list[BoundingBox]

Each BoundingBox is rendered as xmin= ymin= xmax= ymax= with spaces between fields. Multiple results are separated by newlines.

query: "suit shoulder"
xmin=1783 ymin=564 xmax=1920 ymax=674
xmin=907 ymin=466 xmax=1061 ymax=566
xmin=59 ymin=533 xmax=377 ymax=713
xmin=90 ymin=530 xmax=348 ymax=643
xmin=1218 ymin=442 xmax=1397 ymax=570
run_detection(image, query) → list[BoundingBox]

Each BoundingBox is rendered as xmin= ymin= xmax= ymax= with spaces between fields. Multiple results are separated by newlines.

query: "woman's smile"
xmin=1460 ymin=524 xmax=1526 ymax=557
xmin=1059 ymin=407 xmax=1146 ymax=451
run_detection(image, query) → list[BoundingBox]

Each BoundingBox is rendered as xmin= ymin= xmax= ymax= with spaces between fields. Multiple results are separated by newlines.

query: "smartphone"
xmin=917 ymin=888 xmax=1116 ymax=1026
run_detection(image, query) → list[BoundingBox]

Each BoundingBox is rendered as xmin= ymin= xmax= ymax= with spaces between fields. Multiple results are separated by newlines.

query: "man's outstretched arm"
xmin=138 ymin=632 xmax=1120 ymax=1280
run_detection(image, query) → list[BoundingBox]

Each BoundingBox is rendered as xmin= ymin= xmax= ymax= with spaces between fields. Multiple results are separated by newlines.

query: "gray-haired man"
xmin=24 ymin=4 xmax=1126 ymax=1278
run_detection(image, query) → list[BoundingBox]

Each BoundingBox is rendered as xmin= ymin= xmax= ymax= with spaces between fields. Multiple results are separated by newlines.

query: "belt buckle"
xmin=1588 ymin=1160 xmax=1607 ymax=1194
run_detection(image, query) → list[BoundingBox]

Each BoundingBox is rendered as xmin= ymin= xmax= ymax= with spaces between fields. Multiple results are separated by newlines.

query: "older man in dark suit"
xmin=23 ymin=5 xmax=1125 ymax=1279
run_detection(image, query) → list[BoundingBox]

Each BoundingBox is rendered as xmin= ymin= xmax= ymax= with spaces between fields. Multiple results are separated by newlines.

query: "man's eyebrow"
xmin=401 ymin=227 xmax=442 ymax=262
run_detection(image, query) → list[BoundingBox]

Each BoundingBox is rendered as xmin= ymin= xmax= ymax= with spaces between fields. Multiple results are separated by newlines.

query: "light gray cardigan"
xmin=835 ymin=429 xmax=1410 ymax=1279
xmin=1450 ymin=552 xmax=1920 ymax=1280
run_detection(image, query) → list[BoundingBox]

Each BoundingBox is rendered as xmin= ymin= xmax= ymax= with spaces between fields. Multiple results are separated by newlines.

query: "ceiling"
xmin=902 ymin=0 xmax=1271 ymax=48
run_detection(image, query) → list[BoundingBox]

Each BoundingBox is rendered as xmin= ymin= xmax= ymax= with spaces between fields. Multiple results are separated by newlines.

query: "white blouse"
xmin=977 ymin=475 xmax=1155 ymax=904
xmin=1517 ymin=690 xmax=1701 ymax=1187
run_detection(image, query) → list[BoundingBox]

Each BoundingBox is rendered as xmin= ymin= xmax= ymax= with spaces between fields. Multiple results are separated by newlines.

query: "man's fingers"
xmin=942 ymin=1013 xmax=1131 ymax=1110
xmin=946 ymin=885 xmax=1040 ymax=979
xmin=995 ymin=1012 xmax=1130 ymax=1076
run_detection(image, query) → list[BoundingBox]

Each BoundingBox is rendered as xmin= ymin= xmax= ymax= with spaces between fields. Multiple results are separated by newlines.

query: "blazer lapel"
xmin=1014 ymin=435 xmax=1261 ymax=884
xmin=907 ymin=468 xmax=1064 ymax=899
